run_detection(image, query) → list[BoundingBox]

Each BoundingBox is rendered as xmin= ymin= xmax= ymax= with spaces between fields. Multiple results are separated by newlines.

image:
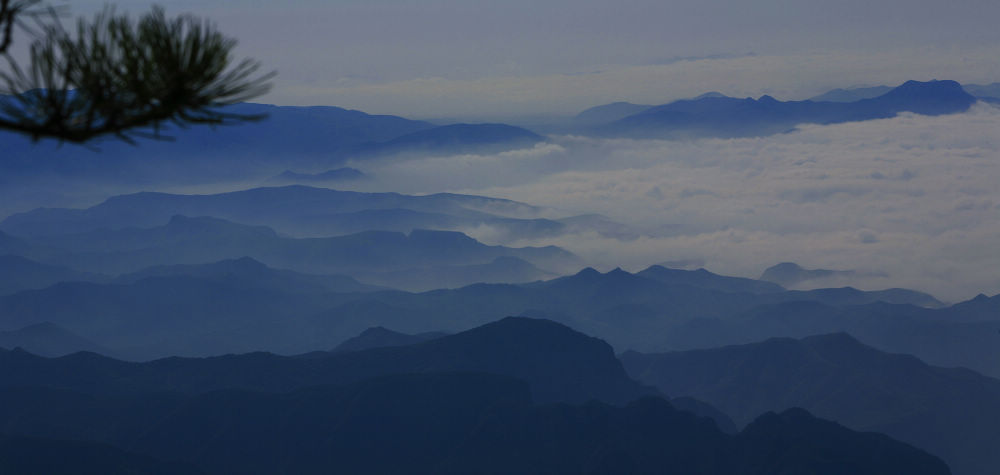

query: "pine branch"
xmin=0 ymin=4 xmax=274 ymax=143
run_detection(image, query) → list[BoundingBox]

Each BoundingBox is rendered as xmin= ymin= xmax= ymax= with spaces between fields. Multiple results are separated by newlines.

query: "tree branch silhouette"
xmin=0 ymin=3 xmax=274 ymax=143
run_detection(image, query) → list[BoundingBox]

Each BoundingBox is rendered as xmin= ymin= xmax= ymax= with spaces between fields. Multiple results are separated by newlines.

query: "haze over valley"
xmin=2 ymin=1 xmax=999 ymax=473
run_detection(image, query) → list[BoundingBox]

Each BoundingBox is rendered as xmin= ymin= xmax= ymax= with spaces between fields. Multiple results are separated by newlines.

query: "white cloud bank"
xmin=347 ymin=104 xmax=1000 ymax=302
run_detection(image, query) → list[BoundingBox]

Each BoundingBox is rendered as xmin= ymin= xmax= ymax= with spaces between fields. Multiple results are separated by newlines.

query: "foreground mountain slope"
xmin=0 ymin=317 xmax=654 ymax=405
xmin=0 ymin=436 xmax=203 ymax=475
xmin=622 ymin=333 xmax=1000 ymax=475
xmin=0 ymin=317 xmax=951 ymax=474
xmin=0 ymin=373 xmax=948 ymax=475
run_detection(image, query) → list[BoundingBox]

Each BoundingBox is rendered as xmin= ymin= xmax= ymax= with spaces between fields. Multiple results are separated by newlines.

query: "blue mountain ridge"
xmin=598 ymin=80 xmax=976 ymax=138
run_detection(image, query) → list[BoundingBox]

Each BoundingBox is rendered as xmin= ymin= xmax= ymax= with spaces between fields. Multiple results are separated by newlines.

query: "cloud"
xmin=345 ymin=104 xmax=1000 ymax=301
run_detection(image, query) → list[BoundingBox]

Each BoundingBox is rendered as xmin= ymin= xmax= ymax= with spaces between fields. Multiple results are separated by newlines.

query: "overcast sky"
xmin=60 ymin=0 xmax=1000 ymax=119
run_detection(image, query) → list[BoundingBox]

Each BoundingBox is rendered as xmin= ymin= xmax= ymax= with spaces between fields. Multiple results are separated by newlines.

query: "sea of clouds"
xmin=349 ymin=103 xmax=1000 ymax=302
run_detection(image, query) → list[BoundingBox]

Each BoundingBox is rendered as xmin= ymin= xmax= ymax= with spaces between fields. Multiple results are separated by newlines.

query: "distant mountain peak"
xmin=693 ymin=91 xmax=727 ymax=99
xmin=883 ymin=79 xmax=967 ymax=97
xmin=333 ymin=326 xmax=447 ymax=353
xmin=575 ymin=267 xmax=601 ymax=277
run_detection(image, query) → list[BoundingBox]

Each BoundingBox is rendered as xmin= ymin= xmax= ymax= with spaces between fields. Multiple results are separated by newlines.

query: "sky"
xmin=55 ymin=0 xmax=1000 ymax=119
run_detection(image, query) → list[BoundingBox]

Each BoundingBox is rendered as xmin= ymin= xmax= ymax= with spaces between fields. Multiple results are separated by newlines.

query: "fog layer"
xmin=346 ymin=104 xmax=1000 ymax=301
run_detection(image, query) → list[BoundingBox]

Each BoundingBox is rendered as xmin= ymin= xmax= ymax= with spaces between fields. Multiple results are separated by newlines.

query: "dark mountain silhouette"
xmin=333 ymin=326 xmax=448 ymax=352
xmin=622 ymin=332 xmax=1000 ymax=475
xmin=375 ymin=123 xmax=545 ymax=155
xmin=0 ymin=317 xmax=952 ymax=474
xmin=0 ymin=185 xmax=570 ymax=240
xmin=733 ymin=407 xmax=949 ymax=475
xmin=0 ymin=317 xmax=654 ymax=404
xmin=670 ymin=396 xmax=740 ymax=434
xmin=443 ymin=396 xmax=946 ymax=475
xmin=265 ymin=167 xmax=366 ymax=184
xmin=0 ymin=436 xmax=203 ymax=475
xmin=0 ymin=322 xmax=112 ymax=357
xmin=115 ymin=257 xmax=384 ymax=294
xmin=637 ymin=265 xmax=784 ymax=294
xmin=602 ymin=80 xmax=976 ymax=138
xmin=0 ymin=373 xmax=947 ymax=475
xmin=0 ymin=255 xmax=107 ymax=295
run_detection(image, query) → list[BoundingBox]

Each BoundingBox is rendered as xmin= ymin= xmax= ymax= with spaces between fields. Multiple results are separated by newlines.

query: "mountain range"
xmin=567 ymin=80 xmax=981 ymax=139
xmin=0 ymin=317 xmax=951 ymax=474
xmin=807 ymin=82 xmax=1000 ymax=103
xmin=0 ymin=322 xmax=111 ymax=358
xmin=0 ymin=261 xmax=972 ymax=361
xmin=595 ymin=80 xmax=976 ymax=138
xmin=576 ymin=80 xmax=996 ymax=132
xmin=3 ymin=79 xmax=990 ymax=191
xmin=0 ymin=184 xmax=630 ymax=242
xmin=623 ymin=332 xmax=1000 ymax=475
xmin=332 ymin=326 xmax=448 ymax=352
xmin=3 ymin=214 xmax=581 ymax=278
xmin=0 ymin=103 xmax=544 ymax=184
xmin=3 ymin=77 xmax=999 ymax=474
xmin=0 ymin=254 xmax=107 ymax=296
